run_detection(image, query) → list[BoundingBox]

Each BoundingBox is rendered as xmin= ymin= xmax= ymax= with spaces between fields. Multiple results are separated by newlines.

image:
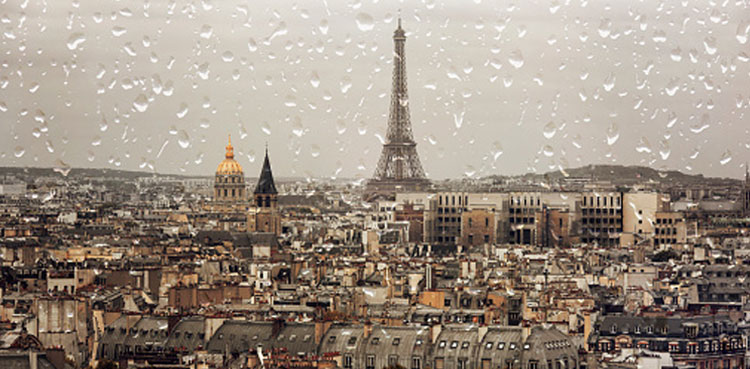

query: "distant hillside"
xmin=0 ymin=166 xmax=304 ymax=182
xmin=0 ymin=166 xmax=200 ymax=180
xmin=0 ymin=164 xmax=742 ymax=188
xmin=507 ymin=164 xmax=741 ymax=187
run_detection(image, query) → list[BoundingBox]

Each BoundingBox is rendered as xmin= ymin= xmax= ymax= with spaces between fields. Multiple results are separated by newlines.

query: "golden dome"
xmin=216 ymin=135 xmax=244 ymax=175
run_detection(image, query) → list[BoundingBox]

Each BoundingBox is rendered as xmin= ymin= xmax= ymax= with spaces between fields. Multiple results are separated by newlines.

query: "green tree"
xmin=652 ymin=249 xmax=678 ymax=262
xmin=94 ymin=359 xmax=118 ymax=369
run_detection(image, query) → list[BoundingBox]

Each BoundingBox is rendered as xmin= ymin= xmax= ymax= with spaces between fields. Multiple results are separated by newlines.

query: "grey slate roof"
xmin=164 ymin=317 xmax=206 ymax=352
xmin=0 ymin=352 xmax=57 ymax=369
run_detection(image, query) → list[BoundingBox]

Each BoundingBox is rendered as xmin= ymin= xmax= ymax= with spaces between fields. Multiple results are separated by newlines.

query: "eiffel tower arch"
xmin=366 ymin=18 xmax=430 ymax=200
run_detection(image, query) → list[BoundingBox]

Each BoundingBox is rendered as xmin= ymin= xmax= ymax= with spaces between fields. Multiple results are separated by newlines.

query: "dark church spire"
xmin=254 ymin=148 xmax=277 ymax=195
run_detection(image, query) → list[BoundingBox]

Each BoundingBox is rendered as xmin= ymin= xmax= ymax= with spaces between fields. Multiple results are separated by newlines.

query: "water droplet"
xmin=13 ymin=146 xmax=25 ymax=158
xmin=548 ymin=0 xmax=561 ymax=14
xmin=42 ymin=190 xmax=55 ymax=203
xmin=543 ymin=121 xmax=556 ymax=139
xmin=651 ymin=30 xmax=667 ymax=43
xmin=635 ymin=137 xmax=652 ymax=153
xmin=53 ymin=159 xmax=72 ymax=177
xmin=310 ymin=71 xmax=320 ymax=88
xmin=508 ymin=49 xmax=524 ymax=69
xmin=689 ymin=147 xmax=700 ymax=160
xmin=503 ymin=75 xmax=513 ymax=87
xmin=221 ymin=51 xmax=234 ymax=62
xmin=602 ymin=73 xmax=615 ymax=92
xmin=261 ymin=121 xmax=271 ymax=135
xmin=703 ymin=36 xmax=717 ymax=55
xmin=67 ymin=33 xmax=86 ymax=50
xmin=491 ymin=141 xmax=504 ymax=161
xmin=355 ymin=13 xmax=374 ymax=32
xmin=665 ymin=78 xmax=679 ymax=96
xmin=340 ymin=77 xmax=352 ymax=93
xmin=542 ymin=145 xmax=554 ymax=157
xmin=658 ymin=140 xmax=670 ymax=160
xmin=319 ymin=19 xmax=329 ymax=35
xmin=606 ymin=123 xmax=619 ymax=145
xmin=292 ymin=118 xmax=305 ymax=137
xmin=453 ymin=111 xmax=465 ymax=129
xmin=311 ymin=144 xmax=321 ymax=158
xmin=670 ymin=47 xmax=682 ymax=62
xmin=737 ymin=21 xmax=750 ymax=44
xmin=690 ymin=114 xmax=710 ymax=134
xmin=176 ymin=103 xmax=188 ymax=118
xmin=597 ymin=18 xmax=612 ymax=38
xmin=197 ymin=62 xmax=210 ymax=80
xmin=719 ymin=150 xmax=732 ymax=165
xmin=123 ymin=43 xmax=137 ymax=56
xmin=666 ymin=111 xmax=678 ymax=128
xmin=111 ymin=26 xmax=127 ymax=37
xmin=177 ymin=130 xmax=190 ymax=149
xmin=200 ymin=25 xmax=213 ymax=39
xmin=133 ymin=94 xmax=149 ymax=112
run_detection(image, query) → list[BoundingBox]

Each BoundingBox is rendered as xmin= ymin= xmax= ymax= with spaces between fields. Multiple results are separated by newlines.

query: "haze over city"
xmin=6 ymin=2 xmax=750 ymax=369
xmin=2 ymin=0 xmax=749 ymax=180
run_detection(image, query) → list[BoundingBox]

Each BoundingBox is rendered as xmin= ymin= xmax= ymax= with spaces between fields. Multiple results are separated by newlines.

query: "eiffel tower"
xmin=366 ymin=18 xmax=430 ymax=199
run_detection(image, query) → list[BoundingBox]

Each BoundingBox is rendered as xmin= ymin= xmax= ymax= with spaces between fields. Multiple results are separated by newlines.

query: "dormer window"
xmin=610 ymin=324 xmax=617 ymax=334
xmin=328 ymin=336 xmax=336 ymax=344
xmin=685 ymin=324 xmax=698 ymax=338
xmin=372 ymin=337 xmax=380 ymax=345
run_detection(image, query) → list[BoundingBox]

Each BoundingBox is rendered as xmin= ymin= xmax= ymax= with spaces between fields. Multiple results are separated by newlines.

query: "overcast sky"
xmin=1 ymin=0 xmax=749 ymax=180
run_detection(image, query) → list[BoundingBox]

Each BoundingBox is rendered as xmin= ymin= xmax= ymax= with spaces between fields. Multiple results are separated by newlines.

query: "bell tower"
xmin=248 ymin=148 xmax=281 ymax=235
